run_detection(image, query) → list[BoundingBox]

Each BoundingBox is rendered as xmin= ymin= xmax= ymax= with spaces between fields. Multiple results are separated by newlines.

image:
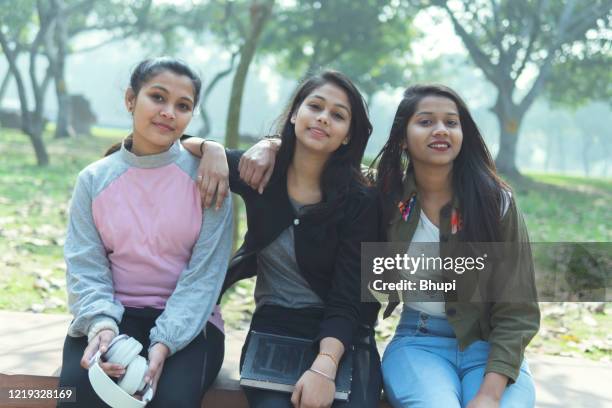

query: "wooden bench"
xmin=0 ymin=330 xmax=391 ymax=407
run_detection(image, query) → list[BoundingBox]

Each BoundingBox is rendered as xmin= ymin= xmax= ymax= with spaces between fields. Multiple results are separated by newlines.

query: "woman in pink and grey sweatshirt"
xmin=57 ymin=57 xmax=233 ymax=408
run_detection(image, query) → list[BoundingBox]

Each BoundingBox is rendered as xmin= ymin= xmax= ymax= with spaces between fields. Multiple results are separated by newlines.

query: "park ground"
xmin=0 ymin=128 xmax=610 ymax=362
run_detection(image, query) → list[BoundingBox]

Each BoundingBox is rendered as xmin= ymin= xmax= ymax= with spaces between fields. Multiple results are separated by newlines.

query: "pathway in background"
xmin=0 ymin=311 xmax=610 ymax=407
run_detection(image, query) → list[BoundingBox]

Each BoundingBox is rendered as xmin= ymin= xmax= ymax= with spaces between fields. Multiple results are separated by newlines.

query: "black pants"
xmin=239 ymin=305 xmax=382 ymax=408
xmin=57 ymin=307 xmax=224 ymax=408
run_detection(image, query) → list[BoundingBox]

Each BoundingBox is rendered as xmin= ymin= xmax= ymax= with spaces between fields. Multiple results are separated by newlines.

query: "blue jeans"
xmin=381 ymin=308 xmax=535 ymax=408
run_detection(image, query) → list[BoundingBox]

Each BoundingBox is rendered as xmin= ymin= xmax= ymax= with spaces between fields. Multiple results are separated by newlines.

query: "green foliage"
xmin=513 ymin=173 xmax=611 ymax=242
xmin=546 ymin=51 xmax=612 ymax=109
xmin=418 ymin=0 xmax=612 ymax=106
xmin=0 ymin=0 xmax=37 ymax=41
xmin=258 ymin=0 xmax=419 ymax=97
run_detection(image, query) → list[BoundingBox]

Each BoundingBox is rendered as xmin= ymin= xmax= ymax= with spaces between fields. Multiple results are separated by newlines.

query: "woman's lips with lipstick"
xmin=308 ymin=127 xmax=328 ymax=139
xmin=153 ymin=122 xmax=175 ymax=132
xmin=428 ymin=141 xmax=450 ymax=151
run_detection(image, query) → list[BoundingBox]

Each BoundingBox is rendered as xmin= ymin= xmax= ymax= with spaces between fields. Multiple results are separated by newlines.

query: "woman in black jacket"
xmin=185 ymin=70 xmax=382 ymax=408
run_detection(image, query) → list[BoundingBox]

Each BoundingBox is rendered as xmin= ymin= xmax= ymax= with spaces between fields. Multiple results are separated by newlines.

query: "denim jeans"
xmin=381 ymin=307 xmax=535 ymax=408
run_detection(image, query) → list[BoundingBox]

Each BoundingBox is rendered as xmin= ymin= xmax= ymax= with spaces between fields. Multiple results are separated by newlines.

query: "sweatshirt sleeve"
xmin=64 ymin=170 xmax=123 ymax=339
xmin=149 ymin=194 xmax=233 ymax=355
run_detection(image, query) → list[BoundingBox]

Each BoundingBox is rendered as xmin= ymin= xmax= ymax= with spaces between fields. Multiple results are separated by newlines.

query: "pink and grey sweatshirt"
xmin=64 ymin=140 xmax=233 ymax=356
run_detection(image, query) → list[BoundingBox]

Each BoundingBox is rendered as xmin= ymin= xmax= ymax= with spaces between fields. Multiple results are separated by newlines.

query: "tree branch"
xmin=64 ymin=0 xmax=98 ymax=17
xmin=0 ymin=30 xmax=32 ymax=132
xmin=480 ymin=0 xmax=504 ymax=55
xmin=518 ymin=0 xmax=589 ymax=113
xmin=512 ymin=1 xmax=543 ymax=81
xmin=441 ymin=1 xmax=500 ymax=85
xmin=198 ymin=50 xmax=239 ymax=137
xmin=561 ymin=3 xmax=609 ymax=43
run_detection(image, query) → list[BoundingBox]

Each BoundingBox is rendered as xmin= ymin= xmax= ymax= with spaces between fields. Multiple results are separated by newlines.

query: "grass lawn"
xmin=0 ymin=128 xmax=610 ymax=361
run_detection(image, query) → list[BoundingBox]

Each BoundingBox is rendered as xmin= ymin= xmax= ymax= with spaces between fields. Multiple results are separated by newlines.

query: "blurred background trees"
xmin=1 ymin=0 xmax=610 ymax=175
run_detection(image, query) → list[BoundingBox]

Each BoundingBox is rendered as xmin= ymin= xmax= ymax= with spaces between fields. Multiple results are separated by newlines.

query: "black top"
xmin=221 ymin=149 xmax=382 ymax=349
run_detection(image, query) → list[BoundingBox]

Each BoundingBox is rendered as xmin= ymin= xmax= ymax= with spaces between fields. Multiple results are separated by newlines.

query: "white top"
xmin=403 ymin=210 xmax=446 ymax=317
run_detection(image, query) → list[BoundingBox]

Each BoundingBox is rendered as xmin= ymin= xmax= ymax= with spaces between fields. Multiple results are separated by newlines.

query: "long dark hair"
xmin=371 ymin=84 xmax=509 ymax=242
xmin=274 ymin=70 xmax=373 ymax=208
xmin=105 ymin=57 xmax=202 ymax=156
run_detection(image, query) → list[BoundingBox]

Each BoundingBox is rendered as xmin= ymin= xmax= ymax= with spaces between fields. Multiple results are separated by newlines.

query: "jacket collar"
xmin=387 ymin=169 xmax=461 ymax=240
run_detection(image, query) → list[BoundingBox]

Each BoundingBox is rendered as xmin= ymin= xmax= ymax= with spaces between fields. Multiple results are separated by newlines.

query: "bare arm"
xmin=291 ymin=337 xmax=344 ymax=408
xmin=181 ymin=137 xmax=229 ymax=210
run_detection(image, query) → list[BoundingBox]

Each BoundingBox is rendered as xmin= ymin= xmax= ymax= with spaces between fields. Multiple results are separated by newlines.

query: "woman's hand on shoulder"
xmin=239 ymin=138 xmax=279 ymax=194
xmin=197 ymin=141 xmax=229 ymax=210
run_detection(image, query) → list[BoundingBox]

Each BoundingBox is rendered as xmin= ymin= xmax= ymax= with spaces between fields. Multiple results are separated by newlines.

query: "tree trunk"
xmin=582 ymin=135 xmax=590 ymax=176
xmin=492 ymin=94 xmax=524 ymax=178
xmin=197 ymin=51 xmax=238 ymax=138
xmin=27 ymin=124 xmax=50 ymax=166
xmin=51 ymin=0 xmax=74 ymax=139
xmin=225 ymin=0 xmax=274 ymax=148
xmin=224 ymin=0 xmax=274 ymax=250
xmin=54 ymin=79 xmax=74 ymax=138
xmin=0 ymin=69 xmax=11 ymax=105
xmin=545 ymin=131 xmax=553 ymax=172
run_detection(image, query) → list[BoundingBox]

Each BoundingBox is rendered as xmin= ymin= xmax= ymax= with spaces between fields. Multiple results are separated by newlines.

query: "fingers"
xmin=99 ymin=362 xmax=126 ymax=378
xmin=98 ymin=331 xmax=114 ymax=354
xmin=258 ymin=160 xmax=275 ymax=194
xmin=200 ymin=174 xmax=214 ymax=208
xmin=206 ymin=180 xmax=219 ymax=209
xmin=215 ymin=180 xmax=229 ymax=210
xmin=248 ymin=166 xmax=265 ymax=190
xmin=143 ymin=358 xmax=164 ymax=391
xmin=240 ymin=156 xmax=272 ymax=192
xmin=143 ymin=364 xmax=156 ymax=386
xmin=197 ymin=158 xmax=229 ymax=209
xmin=238 ymin=155 xmax=245 ymax=175
xmin=239 ymin=158 xmax=253 ymax=185
xmin=80 ymin=337 xmax=100 ymax=369
xmin=291 ymin=381 xmax=302 ymax=408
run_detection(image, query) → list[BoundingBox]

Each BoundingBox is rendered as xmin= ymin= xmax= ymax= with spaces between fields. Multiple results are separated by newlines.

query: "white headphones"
xmin=88 ymin=334 xmax=154 ymax=408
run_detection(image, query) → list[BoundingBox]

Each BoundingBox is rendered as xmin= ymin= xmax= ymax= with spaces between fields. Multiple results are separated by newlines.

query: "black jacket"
xmin=221 ymin=149 xmax=381 ymax=349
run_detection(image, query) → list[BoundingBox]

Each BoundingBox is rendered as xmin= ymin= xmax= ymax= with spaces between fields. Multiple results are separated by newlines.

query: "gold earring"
xmin=342 ymin=138 xmax=349 ymax=145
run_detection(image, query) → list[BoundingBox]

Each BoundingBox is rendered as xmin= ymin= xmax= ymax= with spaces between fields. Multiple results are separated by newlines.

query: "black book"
xmin=240 ymin=331 xmax=353 ymax=401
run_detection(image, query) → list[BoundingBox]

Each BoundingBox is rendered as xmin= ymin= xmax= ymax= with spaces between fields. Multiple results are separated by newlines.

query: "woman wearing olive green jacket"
xmin=372 ymin=84 xmax=539 ymax=408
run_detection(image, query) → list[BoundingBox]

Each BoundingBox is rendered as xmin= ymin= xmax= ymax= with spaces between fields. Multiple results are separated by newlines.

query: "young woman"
xmin=185 ymin=70 xmax=383 ymax=408
xmin=57 ymin=57 xmax=233 ymax=408
xmin=372 ymin=85 xmax=540 ymax=408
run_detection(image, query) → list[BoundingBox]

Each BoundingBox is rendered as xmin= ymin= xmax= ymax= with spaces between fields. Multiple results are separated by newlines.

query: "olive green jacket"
xmin=383 ymin=172 xmax=540 ymax=383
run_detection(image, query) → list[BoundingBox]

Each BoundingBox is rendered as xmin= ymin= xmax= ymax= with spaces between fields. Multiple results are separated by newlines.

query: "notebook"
xmin=240 ymin=331 xmax=353 ymax=401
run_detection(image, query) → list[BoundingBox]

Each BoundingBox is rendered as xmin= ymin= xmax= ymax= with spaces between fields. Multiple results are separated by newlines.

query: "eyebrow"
xmin=150 ymin=85 xmax=194 ymax=104
xmin=415 ymin=111 xmax=458 ymax=116
xmin=311 ymin=95 xmax=351 ymax=115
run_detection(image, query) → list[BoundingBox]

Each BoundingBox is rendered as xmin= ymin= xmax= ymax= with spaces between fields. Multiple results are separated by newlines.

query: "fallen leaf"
xmin=34 ymin=278 xmax=51 ymax=291
xmin=582 ymin=315 xmax=598 ymax=327
xmin=30 ymin=303 xmax=45 ymax=313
